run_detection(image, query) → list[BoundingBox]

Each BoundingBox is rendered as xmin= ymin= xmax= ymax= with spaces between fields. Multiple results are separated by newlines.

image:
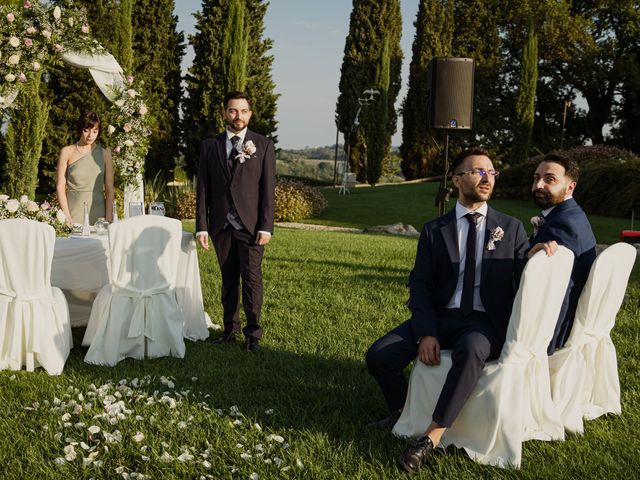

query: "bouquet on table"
xmin=0 ymin=194 xmax=72 ymax=237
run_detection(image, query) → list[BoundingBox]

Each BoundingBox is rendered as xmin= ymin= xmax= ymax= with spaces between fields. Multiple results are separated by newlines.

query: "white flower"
xmin=127 ymin=89 xmax=137 ymax=97
xmin=32 ymin=61 xmax=41 ymax=71
xmin=26 ymin=26 xmax=36 ymax=35
xmin=42 ymin=30 xmax=51 ymax=40
xmin=108 ymin=125 xmax=116 ymax=134
xmin=5 ymin=74 xmax=16 ymax=82
xmin=0 ymin=194 xmax=8 ymax=202
xmin=56 ymin=209 xmax=66 ymax=223
xmin=139 ymin=104 xmax=148 ymax=115
xmin=244 ymin=140 xmax=256 ymax=155
xmin=53 ymin=6 xmax=61 ymax=19
xmin=115 ymin=99 xmax=125 ymax=107
xmin=81 ymin=24 xmax=89 ymax=34
xmin=68 ymin=17 xmax=74 ymax=27
xmin=19 ymin=195 xmax=28 ymax=204
xmin=26 ymin=201 xmax=39 ymax=212
xmin=133 ymin=432 xmax=144 ymax=442
xmin=486 ymin=226 xmax=505 ymax=251
xmin=9 ymin=36 xmax=20 ymax=47
xmin=6 ymin=199 xmax=19 ymax=212
xmin=8 ymin=54 xmax=20 ymax=65
xmin=124 ymin=140 xmax=134 ymax=147
xmin=6 ymin=13 xmax=15 ymax=23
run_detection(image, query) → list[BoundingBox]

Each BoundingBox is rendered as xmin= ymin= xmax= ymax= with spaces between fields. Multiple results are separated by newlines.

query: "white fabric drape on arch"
xmin=61 ymin=51 xmax=144 ymax=211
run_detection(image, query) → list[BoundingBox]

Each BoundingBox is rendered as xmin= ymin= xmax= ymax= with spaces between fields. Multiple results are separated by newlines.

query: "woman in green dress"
xmin=56 ymin=111 xmax=114 ymax=225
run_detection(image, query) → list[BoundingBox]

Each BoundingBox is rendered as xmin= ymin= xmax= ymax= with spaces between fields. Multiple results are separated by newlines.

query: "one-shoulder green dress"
xmin=66 ymin=146 xmax=106 ymax=224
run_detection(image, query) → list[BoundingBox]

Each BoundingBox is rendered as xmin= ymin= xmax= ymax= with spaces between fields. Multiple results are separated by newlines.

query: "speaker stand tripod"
xmin=435 ymin=133 xmax=453 ymax=216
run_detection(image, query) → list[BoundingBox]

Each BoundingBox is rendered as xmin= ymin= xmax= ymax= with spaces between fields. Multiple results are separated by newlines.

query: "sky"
xmin=174 ymin=1 xmax=420 ymax=149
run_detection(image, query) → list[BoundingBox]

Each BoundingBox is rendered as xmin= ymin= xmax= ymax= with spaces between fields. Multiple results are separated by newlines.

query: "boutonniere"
xmin=486 ymin=226 xmax=504 ymax=250
xmin=530 ymin=215 xmax=546 ymax=235
xmin=235 ymin=140 xmax=257 ymax=164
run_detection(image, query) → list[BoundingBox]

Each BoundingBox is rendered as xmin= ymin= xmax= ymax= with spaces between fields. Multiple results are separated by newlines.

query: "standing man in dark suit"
xmin=528 ymin=154 xmax=596 ymax=353
xmin=365 ymin=148 xmax=529 ymax=473
xmin=196 ymin=91 xmax=275 ymax=353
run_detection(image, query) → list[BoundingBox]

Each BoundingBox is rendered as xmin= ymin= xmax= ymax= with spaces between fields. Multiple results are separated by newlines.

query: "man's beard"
xmin=462 ymin=182 xmax=492 ymax=203
xmin=226 ymin=119 xmax=246 ymax=132
xmin=532 ymin=189 xmax=562 ymax=209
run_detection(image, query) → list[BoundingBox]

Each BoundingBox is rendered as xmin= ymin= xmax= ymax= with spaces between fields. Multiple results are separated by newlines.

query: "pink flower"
xmin=114 ymin=146 xmax=121 ymax=153
xmin=42 ymin=30 xmax=51 ymax=40
xmin=127 ymin=89 xmax=136 ymax=98
xmin=26 ymin=26 xmax=36 ymax=35
xmin=18 ymin=73 xmax=27 ymax=82
xmin=23 ymin=1 xmax=32 ymax=9
xmin=139 ymin=105 xmax=148 ymax=115
xmin=81 ymin=24 xmax=89 ymax=34
xmin=32 ymin=61 xmax=40 ymax=71
xmin=54 ymin=43 xmax=64 ymax=52
xmin=24 ymin=38 xmax=33 ymax=47
xmin=41 ymin=201 xmax=51 ymax=210
xmin=123 ymin=123 xmax=132 ymax=132
xmin=126 ymin=75 xmax=134 ymax=84
xmin=6 ymin=13 xmax=15 ymax=23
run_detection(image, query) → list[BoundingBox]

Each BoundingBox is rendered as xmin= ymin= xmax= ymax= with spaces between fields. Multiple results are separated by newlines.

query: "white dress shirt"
xmin=446 ymin=201 xmax=488 ymax=312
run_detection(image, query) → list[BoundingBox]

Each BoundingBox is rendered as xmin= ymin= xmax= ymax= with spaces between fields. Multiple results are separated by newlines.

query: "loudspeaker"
xmin=429 ymin=57 xmax=475 ymax=130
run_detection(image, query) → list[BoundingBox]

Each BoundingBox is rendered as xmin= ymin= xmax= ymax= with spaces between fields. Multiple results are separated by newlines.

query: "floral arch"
xmin=0 ymin=0 xmax=151 ymax=206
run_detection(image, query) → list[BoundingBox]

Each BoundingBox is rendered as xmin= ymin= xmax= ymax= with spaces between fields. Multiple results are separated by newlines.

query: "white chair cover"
xmin=0 ymin=219 xmax=72 ymax=375
xmin=549 ymin=243 xmax=636 ymax=433
xmin=393 ymin=247 xmax=574 ymax=468
xmin=82 ymin=216 xmax=186 ymax=365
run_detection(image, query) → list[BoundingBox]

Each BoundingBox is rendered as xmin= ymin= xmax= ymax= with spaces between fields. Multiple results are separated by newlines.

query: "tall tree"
xmin=511 ymin=21 xmax=538 ymax=164
xmin=400 ymin=0 xmax=453 ymax=180
xmin=132 ymin=0 xmax=185 ymax=178
xmin=365 ymin=37 xmax=390 ymax=184
xmin=2 ymin=73 xmax=49 ymax=198
xmin=182 ymin=0 xmax=278 ymax=176
xmin=336 ymin=0 xmax=403 ymax=183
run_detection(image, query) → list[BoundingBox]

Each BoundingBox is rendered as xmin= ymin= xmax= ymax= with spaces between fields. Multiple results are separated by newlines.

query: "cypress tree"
xmin=336 ymin=0 xmax=402 ymax=183
xmin=400 ymin=0 xmax=453 ymax=180
xmin=512 ymin=21 xmax=538 ymax=164
xmin=2 ymin=73 xmax=49 ymax=198
xmin=132 ymin=0 xmax=185 ymax=178
xmin=182 ymin=0 xmax=278 ymax=175
xmin=366 ymin=37 xmax=390 ymax=185
xmin=117 ymin=0 xmax=133 ymax=73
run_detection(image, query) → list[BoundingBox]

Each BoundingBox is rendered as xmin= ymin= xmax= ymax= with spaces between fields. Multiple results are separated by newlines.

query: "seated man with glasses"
xmin=365 ymin=147 xmax=529 ymax=473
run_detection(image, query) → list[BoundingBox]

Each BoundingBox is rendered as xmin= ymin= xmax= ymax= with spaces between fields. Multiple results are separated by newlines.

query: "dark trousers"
xmin=365 ymin=310 xmax=503 ymax=428
xmin=212 ymin=228 xmax=265 ymax=339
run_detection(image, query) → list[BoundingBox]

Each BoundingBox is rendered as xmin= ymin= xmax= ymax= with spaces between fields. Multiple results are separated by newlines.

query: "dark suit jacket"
xmin=407 ymin=206 xmax=529 ymax=341
xmin=196 ymin=129 xmax=276 ymax=237
xmin=529 ymin=197 xmax=596 ymax=352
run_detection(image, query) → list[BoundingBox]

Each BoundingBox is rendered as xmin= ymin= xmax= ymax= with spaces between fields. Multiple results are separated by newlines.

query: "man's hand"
xmin=196 ymin=233 xmax=209 ymax=250
xmin=418 ymin=336 xmax=440 ymax=366
xmin=528 ymin=240 xmax=558 ymax=259
xmin=256 ymin=232 xmax=271 ymax=246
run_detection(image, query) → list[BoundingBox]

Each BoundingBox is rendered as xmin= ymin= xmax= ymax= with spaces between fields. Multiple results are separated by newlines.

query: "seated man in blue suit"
xmin=366 ymin=148 xmax=529 ymax=473
xmin=528 ymin=154 xmax=596 ymax=354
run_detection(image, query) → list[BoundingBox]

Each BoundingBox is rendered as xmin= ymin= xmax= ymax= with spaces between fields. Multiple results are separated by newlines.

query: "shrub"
xmin=493 ymin=145 xmax=640 ymax=217
xmin=175 ymin=190 xmax=196 ymax=220
xmin=274 ymin=178 xmax=327 ymax=222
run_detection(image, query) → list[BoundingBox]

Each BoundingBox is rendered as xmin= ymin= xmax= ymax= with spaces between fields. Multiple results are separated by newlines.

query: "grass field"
xmin=1 ymin=185 xmax=638 ymax=479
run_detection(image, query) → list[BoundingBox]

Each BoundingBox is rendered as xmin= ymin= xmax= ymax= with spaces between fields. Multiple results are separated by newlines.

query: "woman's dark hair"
xmin=76 ymin=111 xmax=101 ymax=138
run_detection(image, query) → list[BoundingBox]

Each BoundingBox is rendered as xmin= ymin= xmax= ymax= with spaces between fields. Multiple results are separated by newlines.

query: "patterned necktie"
xmin=461 ymin=212 xmax=481 ymax=316
xmin=228 ymin=135 xmax=241 ymax=171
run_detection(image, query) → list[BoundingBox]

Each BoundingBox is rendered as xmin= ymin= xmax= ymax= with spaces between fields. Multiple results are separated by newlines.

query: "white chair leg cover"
xmin=82 ymin=216 xmax=186 ymax=366
xmin=0 ymin=219 xmax=72 ymax=375
xmin=549 ymin=243 xmax=636 ymax=432
xmin=393 ymin=247 xmax=574 ymax=468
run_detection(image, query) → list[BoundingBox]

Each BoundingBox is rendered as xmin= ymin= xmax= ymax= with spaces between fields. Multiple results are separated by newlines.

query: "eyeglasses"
xmin=454 ymin=168 xmax=500 ymax=178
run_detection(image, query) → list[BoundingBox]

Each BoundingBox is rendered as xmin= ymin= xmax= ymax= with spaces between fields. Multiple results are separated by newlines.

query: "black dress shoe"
xmin=244 ymin=337 xmax=260 ymax=352
xmin=368 ymin=409 xmax=401 ymax=431
xmin=210 ymin=331 xmax=238 ymax=344
xmin=397 ymin=435 xmax=434 ymax=473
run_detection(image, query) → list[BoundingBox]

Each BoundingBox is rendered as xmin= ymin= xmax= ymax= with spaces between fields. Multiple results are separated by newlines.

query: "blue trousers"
xmin=365 ymin=310 xmax=503 ymax=428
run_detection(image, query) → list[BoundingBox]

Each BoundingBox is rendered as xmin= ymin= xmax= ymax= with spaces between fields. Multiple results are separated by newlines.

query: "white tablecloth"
xmin=52 ymin=232 xmax=211 ymax=341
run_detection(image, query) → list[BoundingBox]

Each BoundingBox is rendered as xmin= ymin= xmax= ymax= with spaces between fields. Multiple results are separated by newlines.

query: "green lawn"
xmin=311 ymin=182 xmax=634 ymax=246
xmin=1 ymin=225 xmax=638 ymax=479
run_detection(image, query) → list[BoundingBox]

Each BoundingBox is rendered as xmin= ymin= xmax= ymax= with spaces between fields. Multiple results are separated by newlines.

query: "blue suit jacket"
xmin=530 ymin=197 xmax=596 ymax=353
xmin=407 ymin=206 xmax=529 ymax=341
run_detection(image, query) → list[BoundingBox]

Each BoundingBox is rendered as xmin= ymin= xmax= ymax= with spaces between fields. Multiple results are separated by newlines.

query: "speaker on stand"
xmin=428 ymin=57 xmax=475 ymax=215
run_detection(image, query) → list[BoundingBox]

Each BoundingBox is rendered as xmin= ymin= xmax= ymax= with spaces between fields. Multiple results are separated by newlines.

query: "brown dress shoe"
xmin=397 ymin=435 xmax=434 ymax=473
xmin=210 ymin=331 xmax=238 ymax=344
xmin=244 ymin=337 xmax=260 ymax=352
xmin=368 ymin=409 xmax=401 ymax=431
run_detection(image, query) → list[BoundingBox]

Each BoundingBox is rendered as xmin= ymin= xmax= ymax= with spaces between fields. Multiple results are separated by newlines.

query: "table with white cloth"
xmin=51 ymin=232 xmax=212 ymax=341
